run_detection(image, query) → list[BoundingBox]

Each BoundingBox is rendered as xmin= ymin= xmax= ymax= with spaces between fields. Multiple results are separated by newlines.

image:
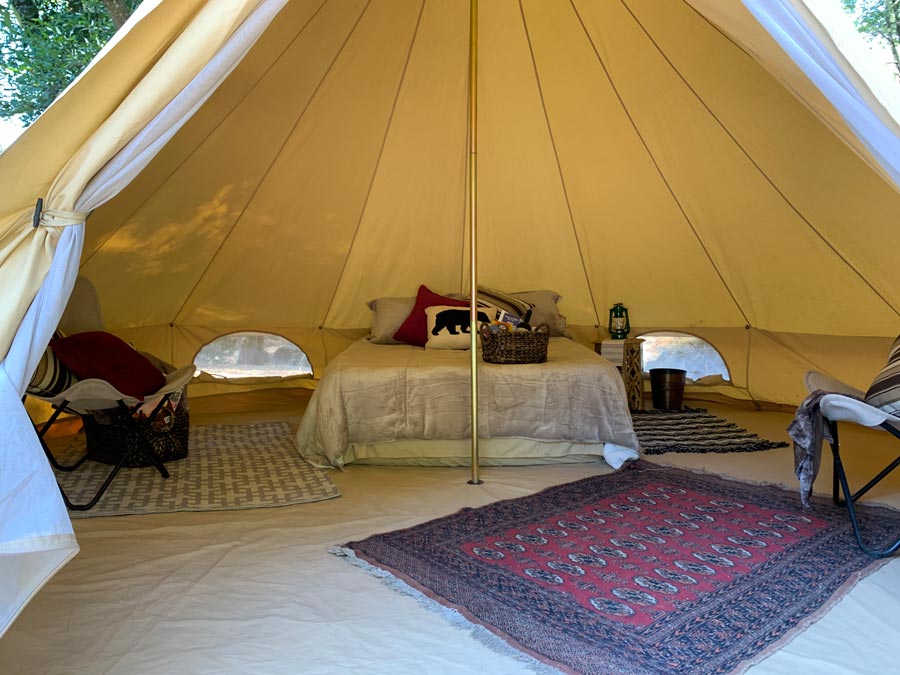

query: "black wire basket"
xmin=83 ymin=396 xmax=190 ymax=467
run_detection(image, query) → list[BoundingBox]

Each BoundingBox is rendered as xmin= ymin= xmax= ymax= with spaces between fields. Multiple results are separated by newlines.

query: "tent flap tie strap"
xmin=34 ymin=202 xmax=90 ymax=228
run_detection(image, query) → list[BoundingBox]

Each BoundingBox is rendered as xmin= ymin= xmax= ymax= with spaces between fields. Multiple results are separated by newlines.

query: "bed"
xmin=295 ymin=336 xmax=640 ymax=469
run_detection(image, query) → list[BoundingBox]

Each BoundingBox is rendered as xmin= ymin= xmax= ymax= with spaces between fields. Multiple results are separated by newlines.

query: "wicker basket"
xmin=480 ymin=324 xmax=550 ymax=364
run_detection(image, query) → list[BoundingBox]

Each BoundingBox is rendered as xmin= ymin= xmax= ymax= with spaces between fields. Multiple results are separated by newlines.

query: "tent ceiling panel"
xmin=169 ymin=0 xmax=426 ymax=329
xmin=83 ymin=186 xmax=249 ymax=328
xmin=577 ymin=0 xmax=898 ymax=335
xmin=520 ymin=0 xmax=747 ymax=329
xmin=476 ymin=0 xmax=598 ymax=325
xmin=325 ymin=0 xmax=470 ymax=328
xmin=628 ymin=0 xmax=900 ymax=326
xmin=85 ymin=2 xmax=419 ymax=326
xmin=82 ymin=0 xmax=342 ymax=252
xmin=83 ymin=0 xmax=369 ymax=328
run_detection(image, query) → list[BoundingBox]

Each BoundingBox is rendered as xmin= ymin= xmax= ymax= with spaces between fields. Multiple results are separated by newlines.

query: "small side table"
xmin=595 ymin=338 xmax=644 ymax=412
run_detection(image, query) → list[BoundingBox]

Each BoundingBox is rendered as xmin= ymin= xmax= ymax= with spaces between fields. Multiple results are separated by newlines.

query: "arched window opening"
xmin=194 ymin=332 xmax=312 ymax=380
xmin=639 ymin=332 xmax=730 ymax=383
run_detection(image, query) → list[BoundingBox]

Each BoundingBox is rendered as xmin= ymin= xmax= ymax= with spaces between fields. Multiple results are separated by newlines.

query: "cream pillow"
xmin=425 ymin=305 xmax=491 ymax=350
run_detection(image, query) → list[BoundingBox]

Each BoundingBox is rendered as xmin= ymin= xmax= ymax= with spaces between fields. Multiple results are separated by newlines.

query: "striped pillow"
xmin=476 ymin=286 xmax=534 ymax=323
xmin=864 ymin=336 xmax=900 ymax=416
xmin=27 ymin=331 xmax=76 ymax=397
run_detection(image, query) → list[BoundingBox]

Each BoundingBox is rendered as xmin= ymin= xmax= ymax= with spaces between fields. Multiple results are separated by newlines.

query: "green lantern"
xmin=608 ymin=303 xmax=630 ymax=339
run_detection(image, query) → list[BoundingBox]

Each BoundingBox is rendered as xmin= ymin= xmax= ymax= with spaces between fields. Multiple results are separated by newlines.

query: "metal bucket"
xmin=650 ymin=368 xmax=686 ymax=410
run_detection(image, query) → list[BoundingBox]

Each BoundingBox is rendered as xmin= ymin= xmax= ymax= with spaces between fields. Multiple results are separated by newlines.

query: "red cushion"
xmin=50 ymin=331 xmax=165 ymax=399
xmin=393 ymin=285 xmax=469 ymax=347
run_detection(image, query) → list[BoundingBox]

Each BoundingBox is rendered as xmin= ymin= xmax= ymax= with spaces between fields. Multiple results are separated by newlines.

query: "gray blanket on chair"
xmin=787 ymin=390 xmax=832 ymax=507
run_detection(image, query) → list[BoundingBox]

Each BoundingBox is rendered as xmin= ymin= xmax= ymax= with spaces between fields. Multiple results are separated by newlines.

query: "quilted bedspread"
xmin=295 ymin=337 xmax=639 ymax=468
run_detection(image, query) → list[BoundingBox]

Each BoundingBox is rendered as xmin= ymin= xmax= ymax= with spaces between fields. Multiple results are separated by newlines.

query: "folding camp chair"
xmin=30 ymin=365 xmax=195 ymax=511
xmin=804 ymin=371 xmax=900 ymax=558
xmin=25 ymin=276 xmax=194 ymax=511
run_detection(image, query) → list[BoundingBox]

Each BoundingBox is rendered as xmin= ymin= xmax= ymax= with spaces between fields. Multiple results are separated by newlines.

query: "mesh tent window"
xmin=194 ymin=332 xmax=312 ymax=380
xmin=639 ymin=332 xmax=730 ymax=383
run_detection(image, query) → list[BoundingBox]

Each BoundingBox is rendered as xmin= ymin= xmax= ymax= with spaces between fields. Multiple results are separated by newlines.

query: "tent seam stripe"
xmin=80 ymin=0 xmax=329 ymax=275
xmin=168 ymin=0 xmax=373 ymax=325
xmin=519 ymin=0 xmax=601 ymax=329
xmin=320 ymin=0 xmax=428 ymax=327
xmin=571 ymin=0 xmax=752 ymax=328
xmin=646 ymin=0 xmax=900 ymax=320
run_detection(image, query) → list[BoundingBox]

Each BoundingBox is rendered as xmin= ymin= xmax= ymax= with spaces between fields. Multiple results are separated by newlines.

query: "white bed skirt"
xmin=336 ymin=438 xmax=640 ymax=468
xmin=341 ymin=437 xmax=606 ymax=466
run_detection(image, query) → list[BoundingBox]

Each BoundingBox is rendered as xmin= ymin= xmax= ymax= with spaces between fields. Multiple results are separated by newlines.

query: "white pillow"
xmin=425 ymin=305 xmax=491 ymax=350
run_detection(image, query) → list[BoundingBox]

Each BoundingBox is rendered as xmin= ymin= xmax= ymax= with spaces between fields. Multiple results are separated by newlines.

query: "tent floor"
xmin=4 ymin=391 xmax=900 ymax=674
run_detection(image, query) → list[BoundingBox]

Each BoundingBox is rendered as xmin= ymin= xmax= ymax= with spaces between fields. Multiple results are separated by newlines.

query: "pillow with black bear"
xmin=425 ymin=305 xmax=491 ymax=350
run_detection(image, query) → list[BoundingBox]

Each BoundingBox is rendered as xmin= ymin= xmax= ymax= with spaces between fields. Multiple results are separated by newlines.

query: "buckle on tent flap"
xmin=32 ymin=198 xmax=43 ymax=228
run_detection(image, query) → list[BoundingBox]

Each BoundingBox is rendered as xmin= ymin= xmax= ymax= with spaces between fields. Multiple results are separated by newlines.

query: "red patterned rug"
xmin=338 ymin=460 xmax=900 ymax=675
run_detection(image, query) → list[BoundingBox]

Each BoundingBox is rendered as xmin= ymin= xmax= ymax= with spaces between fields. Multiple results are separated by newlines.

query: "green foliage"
xmin=0 ymin=0 xmax=138 ymax=124
xmin=843 ymin=0 xmax=900 ymax=78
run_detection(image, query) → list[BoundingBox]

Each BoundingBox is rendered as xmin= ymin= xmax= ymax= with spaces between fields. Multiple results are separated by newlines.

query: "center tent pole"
xmin=468 ymin=0 xmax=482 ymax=485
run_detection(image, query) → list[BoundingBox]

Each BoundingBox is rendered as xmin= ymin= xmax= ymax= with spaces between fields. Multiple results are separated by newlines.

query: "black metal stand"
xmin=35 ymin=404 xmax=89 ymax=472
xmin=827 ymin=419 xmax=900 ymax=558
xmin=32 ymin=397 xmax=171 ymax=511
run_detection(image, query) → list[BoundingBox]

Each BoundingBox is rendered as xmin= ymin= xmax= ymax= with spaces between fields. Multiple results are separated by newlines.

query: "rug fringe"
xmin=631 ymin=406 xmax=707 ymax=415
xmin=632 ymin=459 xmax=900 ymax=516
xmin=629 ymin=459 xmax=789 ymax=486
xmin=329 ymin=547 xmax=567 ymax=675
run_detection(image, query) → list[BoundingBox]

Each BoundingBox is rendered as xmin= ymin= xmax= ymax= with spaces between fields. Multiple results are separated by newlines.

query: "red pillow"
xmin=393 ymin=285 xmax=469 ymax=347
xmin=50 ymin=331 xmax=166 ymax=399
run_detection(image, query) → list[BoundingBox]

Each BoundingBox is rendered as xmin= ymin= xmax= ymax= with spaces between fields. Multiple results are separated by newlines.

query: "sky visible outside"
xmin=0 ymin=116 xmax=23 ymax=148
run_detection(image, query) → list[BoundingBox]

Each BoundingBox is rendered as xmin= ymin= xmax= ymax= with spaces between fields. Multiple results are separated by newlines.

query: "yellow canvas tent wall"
xmin=3 ymin=0 xmax=900 ymax=638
